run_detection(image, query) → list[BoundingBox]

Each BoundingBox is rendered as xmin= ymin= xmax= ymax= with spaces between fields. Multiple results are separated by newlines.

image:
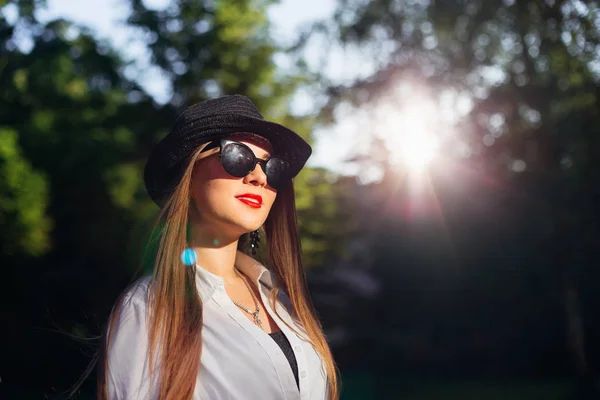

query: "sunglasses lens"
xmin=219 ymin=141 xmax=291 ymax=189
xmin=221 ymin=142 xmax=254 ymax=177
xmin=265 ymin=158 xmax=290 ymax=189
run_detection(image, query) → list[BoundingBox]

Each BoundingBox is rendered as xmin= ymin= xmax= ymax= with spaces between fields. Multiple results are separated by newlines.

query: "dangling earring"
xmin=180 ymin=222 xmax=197 ymax=267
xmin=249 ymin=230 xmax=260 ymax=255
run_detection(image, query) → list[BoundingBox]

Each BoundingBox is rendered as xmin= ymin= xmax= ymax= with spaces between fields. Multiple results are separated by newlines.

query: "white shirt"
xmin=107 ymin=251 xmax=329 ymax=400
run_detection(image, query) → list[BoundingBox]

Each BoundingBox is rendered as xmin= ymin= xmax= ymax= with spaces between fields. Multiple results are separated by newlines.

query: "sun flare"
xmin=375 ymin=99 xmax=441 ymax=173
xmin=397 ymin=130 xmax=439 ymax=171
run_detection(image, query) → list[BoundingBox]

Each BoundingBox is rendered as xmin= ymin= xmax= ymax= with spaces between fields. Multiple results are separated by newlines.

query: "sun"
xmin=397 ymin=130 xmax=439 ymax=171
xmin=375 ymin=100 xmax=440 ymax=173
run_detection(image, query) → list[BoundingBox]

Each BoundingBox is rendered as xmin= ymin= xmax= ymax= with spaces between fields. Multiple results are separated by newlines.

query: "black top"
xmin=268 ymin=330 xmax=299 ymax=388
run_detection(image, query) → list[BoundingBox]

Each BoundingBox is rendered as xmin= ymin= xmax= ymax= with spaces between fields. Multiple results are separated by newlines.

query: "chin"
xmin=220 ymin=215 xmax=263 ymax=236
xmin=237 ymin=220 xmax=264 ymax=234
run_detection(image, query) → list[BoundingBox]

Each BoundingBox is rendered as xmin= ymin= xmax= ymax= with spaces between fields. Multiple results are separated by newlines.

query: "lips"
xmin=235 ymin=193 xmax=263 ymax=208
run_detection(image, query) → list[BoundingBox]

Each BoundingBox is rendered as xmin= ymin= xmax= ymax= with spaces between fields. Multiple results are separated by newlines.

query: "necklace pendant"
xmin=253 ymin=312 xmax=262 ymax=328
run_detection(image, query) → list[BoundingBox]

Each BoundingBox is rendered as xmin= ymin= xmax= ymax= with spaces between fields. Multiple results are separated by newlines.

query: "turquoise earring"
xmin=180 ymin=248 xmax=197 ymax=266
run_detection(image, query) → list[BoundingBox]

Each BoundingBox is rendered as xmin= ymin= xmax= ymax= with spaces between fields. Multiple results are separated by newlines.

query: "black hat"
xmin=144 ymin=94 xmax=312 ymax=206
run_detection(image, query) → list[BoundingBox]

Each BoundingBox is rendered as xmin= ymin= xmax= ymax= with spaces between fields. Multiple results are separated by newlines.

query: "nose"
xmin=243 ymin=161 xmax=268 ymax=187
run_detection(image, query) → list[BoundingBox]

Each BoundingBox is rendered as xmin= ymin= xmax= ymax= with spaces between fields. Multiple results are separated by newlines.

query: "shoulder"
xmin=112 ymin=276 xmax=153 ymax=321
xmin=106 ymin=279 xmax=159 ymax=398
xmin=123 ymin=275 xmax=153 ymax=302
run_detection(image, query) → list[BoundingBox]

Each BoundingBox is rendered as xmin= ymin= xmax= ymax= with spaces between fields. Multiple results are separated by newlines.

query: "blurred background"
xmin=1 ymin=0 xmax=600 ymax=399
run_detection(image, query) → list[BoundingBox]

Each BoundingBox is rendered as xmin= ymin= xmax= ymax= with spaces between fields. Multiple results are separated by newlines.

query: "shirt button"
xmin=300 ymin=371 xmax=306 ymax=378
xmin=294 ymin=345 xmax=302 ymax=352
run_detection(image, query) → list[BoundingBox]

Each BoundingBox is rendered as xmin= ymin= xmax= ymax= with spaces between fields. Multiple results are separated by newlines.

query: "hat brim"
xmin=144 ymin=114 xmax=312 ymax=206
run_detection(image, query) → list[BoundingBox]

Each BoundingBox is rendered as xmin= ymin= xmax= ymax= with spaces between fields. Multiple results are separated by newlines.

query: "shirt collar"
xmin=194 ymin=250 xmax=275 ymax=302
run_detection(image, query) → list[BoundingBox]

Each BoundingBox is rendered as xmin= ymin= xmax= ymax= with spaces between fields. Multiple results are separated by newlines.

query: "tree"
xmin=0 ymin=0 xmax=343 ymax=396
xmin=299 ymin=0 xmax=600 ymax=395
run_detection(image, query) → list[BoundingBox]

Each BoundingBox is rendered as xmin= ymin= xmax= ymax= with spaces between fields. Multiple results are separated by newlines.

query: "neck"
xmin=189 ymin=225 xmax=241 ymax=283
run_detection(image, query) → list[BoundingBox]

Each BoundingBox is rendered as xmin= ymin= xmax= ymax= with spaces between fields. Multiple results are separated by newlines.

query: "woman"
xmin=99 ymin=95 xmax=339 ymax=400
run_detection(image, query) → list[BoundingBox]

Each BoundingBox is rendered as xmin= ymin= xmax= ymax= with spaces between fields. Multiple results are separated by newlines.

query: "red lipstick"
xmin=235 ymin=193 xmax=263 ymax=208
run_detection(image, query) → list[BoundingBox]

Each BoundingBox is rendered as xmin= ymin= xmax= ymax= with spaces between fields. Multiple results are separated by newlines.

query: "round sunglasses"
xmin=200 ymin=139 xmax=290 ymax=190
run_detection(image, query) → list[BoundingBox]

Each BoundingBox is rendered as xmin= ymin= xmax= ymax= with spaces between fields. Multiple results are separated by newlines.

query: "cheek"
xmin=190 ymin=160 xmax=230 ymax=206
xmin=191 ymin=178 xmax=232 ymax=210
xmin=263 ymin=192 xmax=277 ymax=211
xmin=198 ymin=157 xmax=231 ymax=181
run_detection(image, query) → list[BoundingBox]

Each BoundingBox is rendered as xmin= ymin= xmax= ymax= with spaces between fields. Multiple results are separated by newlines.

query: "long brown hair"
xmin=97 ymin=146 xmax=340 ymax=399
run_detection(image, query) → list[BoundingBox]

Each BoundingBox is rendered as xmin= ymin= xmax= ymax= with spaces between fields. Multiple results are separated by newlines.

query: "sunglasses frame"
xmin=201 ymin=139 xmax=290 ymax=189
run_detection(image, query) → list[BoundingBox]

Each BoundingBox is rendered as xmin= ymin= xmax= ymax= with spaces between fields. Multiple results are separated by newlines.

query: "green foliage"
xmin=0 ymin=2 xmax=353 ymax=398
xmin=124 ymin=0 xmax=342 ymax=267
xmin=297 ymin=0 xmax=600 ymax=389
xmin=0 ymin=0 xmax=339 ymax=275
xmin=312 ymin=0 xmax=600 ymax=179
xmin=103 ymin=162 xmax=142 ymax=209
xmin=127 ymin=0 xmax=295 ymax=113
xmin=1 ymin=1 xmax=353 ymax=393
xmin=0 ymin=127 xmax=51 ymax=255
xmin=295 ymin=167 xmax=348 ymax=268
xmin=299 ymin=2 xmax=600 ymax=256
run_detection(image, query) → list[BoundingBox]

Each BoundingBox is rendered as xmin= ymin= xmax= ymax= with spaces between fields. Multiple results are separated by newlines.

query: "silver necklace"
xmin=231 ymin=269 xmax=263 ymax=329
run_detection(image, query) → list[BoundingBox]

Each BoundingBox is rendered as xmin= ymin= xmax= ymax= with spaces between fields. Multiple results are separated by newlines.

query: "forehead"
xmin=228 ymin=132 xmax=273 ymax=154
